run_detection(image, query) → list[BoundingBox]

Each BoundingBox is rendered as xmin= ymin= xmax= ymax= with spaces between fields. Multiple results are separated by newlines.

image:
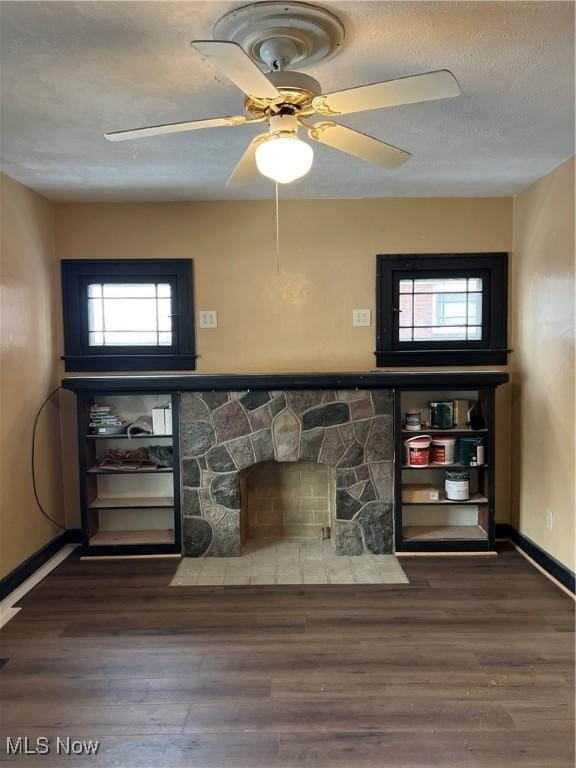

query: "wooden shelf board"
xmin=87 ymin=466 xmax=173 ymax=475
xmin=88 ymin=496 xmax=174 ymax=509
xmin=403 ymin=525 xmax=488 ymax=541
xmin=401 ymin=429 xmax=488 ymax=435
xmin=89 ymin=530 xmax=174 ymax=546
xmin=402 ymin=493 xmax=488 ymax=506
xmin=402 ymin=463 xmax=487 ymax=470
xmin=86 ymin=434 xmax=172 ymax=439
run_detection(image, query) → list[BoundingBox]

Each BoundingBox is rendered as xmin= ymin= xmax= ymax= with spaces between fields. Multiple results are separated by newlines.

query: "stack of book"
xmin=89 ymin=405 xmax=128 ymax=435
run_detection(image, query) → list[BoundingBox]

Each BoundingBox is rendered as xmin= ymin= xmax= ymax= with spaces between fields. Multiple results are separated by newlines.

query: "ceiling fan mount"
xmin=213 ymin=1 xmax=345 ymax=71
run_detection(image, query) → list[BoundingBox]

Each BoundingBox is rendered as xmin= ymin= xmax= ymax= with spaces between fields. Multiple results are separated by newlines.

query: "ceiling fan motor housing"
xmin=244 ymin=70 xmax=322 ymax=119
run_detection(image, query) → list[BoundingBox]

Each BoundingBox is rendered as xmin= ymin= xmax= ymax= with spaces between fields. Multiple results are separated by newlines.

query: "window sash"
xmin=391 ymin=268 xmax=490 ymax=351
xmin=79 ymin=275 xmax=179 ymax=355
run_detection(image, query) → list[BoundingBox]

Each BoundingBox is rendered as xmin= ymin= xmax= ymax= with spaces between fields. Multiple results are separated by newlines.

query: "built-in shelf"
xmin=401 ymin=429 xmax=488 ymax=436
xmin=402 ymin=464 xmax=488 ymax=470
xmin=87 ymin=466 xmax=173 ymax=475
xmin=88 ymin=496 xmax=174 ymax=510
xmin=403 ymin=525 xmax=488 ymax=541
xmin=402 ymin=493 xmax=488 ymax=506
xmin=89 ymin=529 xmax=175 ymax=546
xmin=86 ymin=434 xmax=172 ymax=440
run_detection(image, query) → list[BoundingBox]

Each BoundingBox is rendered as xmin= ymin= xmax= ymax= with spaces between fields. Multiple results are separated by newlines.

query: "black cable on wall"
xmin=31 ymin=385 xmax=66 ymax=531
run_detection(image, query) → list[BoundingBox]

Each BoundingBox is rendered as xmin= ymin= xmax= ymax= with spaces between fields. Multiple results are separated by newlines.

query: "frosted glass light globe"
xmin=255 ymin=134 xmax=314 ymax=184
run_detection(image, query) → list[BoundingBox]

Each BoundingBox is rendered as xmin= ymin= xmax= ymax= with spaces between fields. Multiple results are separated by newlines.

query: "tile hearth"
xmin=171 ymin=540 xmax=409 ymax=586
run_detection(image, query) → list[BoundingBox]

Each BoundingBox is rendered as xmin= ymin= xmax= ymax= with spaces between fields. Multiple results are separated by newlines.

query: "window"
xmin=376 ymin=254 xmax=508 ymax=366
xmin=61 ymin=260 xmax=195 ymax=372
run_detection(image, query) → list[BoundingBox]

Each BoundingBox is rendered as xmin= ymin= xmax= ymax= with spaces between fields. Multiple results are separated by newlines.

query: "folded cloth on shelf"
xmin=127 ymin=416 xmax=153 ymax=437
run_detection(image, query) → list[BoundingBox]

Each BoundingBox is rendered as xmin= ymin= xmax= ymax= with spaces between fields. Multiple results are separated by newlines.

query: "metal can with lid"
xmin=430 ymin=401 xmax=454 ymax=430
xmin=404 ymin=409 xmax=422 ymax=431
xmin=444 ymin=470 xmax=470 ymax=501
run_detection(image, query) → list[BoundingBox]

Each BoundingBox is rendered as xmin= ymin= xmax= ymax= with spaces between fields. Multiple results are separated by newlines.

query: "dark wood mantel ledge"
xmin=61 ymin=371 xmax=509 ymax=393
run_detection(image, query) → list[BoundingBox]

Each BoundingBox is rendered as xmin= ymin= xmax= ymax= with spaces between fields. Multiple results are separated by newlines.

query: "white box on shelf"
xmin=152 ymin=406 xmax=166 ymax=435
xmin=163 ymin=405 xmax=172 ymax=436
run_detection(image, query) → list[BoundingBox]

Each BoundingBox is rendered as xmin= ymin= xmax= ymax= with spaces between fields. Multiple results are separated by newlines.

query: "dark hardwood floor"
xmin=0 ymin=543 xmax=573 ymax=767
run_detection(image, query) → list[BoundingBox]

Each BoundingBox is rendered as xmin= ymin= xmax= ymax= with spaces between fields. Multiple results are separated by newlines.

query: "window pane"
xmin=414 ymin=278 xmax=468 ymax=293
xmin=399 ymin=327 xmax=412 ymax=341
xmin=89 ymin=331 xmax=104 ymax=345
xmin=158 ymin=332 xmax=172 ymax=345
xmin=103 ymin=331 xmax=159 ymax=345
xmin=399 ymin=279 xmax=413 ymax=294
xmin=467 ymin=292 xmax=482 ymax=325
xmin=468 ymin=277 xmax=483 ymax=291
xmin=436 ymin=293 xmax=469 ymax=326
xmin=157 ymin=283 xmax=171 ymax=297
xmin=87 ymin=298 xmax=103 ymax=332
xmin=102 ymin=283 xmax=157 ymax=298
xmin=467 ymin=326 xmax=482 ymax=340
xmin=414 ymin=326 xmax=468 ymax=341
xmin=88 ymin=283 xmax=102 ymax=298
xmin=413 ymin=293 xmax=436 ymax=326
xmin=398 ymin=294 xmax=413 ymax=327
xmin=103 ymin=298 xmax=158 ymax=331
xmin=157 ymin=299 xmax=172 ymax=331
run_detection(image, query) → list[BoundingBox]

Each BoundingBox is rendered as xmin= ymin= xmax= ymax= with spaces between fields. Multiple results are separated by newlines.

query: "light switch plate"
xmin=352 ymin=309 xmax=371 ymax=327
xmin=199 ymin=310 xmax=218 ymax=329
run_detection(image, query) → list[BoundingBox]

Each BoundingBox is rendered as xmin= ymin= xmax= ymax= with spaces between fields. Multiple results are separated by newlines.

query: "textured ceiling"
xmin=0 ymin=1 xmax=574 ymax=201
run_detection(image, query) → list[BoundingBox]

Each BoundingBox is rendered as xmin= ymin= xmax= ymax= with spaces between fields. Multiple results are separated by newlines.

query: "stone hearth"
xmin=180 ymin=390 xmax=394 ymax=556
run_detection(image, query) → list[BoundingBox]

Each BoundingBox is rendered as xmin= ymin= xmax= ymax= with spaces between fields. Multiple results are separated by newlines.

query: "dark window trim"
xmin=61 ymin=259 xmax=196 ymax=372
xmin=375 ymin=253 xmax=509 ymax=367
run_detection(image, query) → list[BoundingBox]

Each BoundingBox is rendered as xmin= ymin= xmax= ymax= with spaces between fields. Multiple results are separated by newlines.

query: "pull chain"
xmin=275 ymin=180 xmax=280 ymax=274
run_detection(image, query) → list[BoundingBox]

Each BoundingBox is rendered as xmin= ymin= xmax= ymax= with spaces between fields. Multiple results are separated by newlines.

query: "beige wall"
xmin=511 ymin=158 xmax=575 ymax=571
xmin=55 ymin=197 xmax=513 ymax=527
xmin=0 ymin=173 xmax=65 ymax=578
xmin=55 ymin=198 xmax=512 ymax=374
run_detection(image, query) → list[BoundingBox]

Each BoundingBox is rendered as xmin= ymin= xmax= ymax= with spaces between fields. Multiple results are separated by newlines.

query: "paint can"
xmin=404 ymin=410 xmax=422 ymax=431
xmin=445 ymin=470 xmax=470 ymax=501
xmin=459 ymin=437 xmax=485 ymax=466
xmin=430 ymin=401 xmax=454 ymax=430
xmin=404 ymin=435 xmax=432 ymax=466
xmin=431 ymin=436 xmax=457 ymax=465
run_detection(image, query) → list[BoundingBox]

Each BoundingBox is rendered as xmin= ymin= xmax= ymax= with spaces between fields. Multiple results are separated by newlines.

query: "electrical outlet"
xmin=352 ymin=309 xmax=371 ymax=327
xmin=545 ymin=509 xmax=553 ymax=530
xmin=199 ymin=310 xmax=218 ymax=329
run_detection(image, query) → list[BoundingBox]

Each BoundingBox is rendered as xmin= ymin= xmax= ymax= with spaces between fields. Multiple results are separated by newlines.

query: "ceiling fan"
xmin=104 ymin=1 xmax=461 ymax=186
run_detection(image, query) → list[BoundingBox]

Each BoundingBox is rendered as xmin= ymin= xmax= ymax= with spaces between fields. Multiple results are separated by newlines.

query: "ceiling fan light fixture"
xmin=255 ymin=133 xmax=314 ymax=184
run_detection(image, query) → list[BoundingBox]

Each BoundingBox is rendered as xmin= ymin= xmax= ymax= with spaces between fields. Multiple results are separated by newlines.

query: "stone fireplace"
xmin=180 ymin=389 xmax=394 ymax=556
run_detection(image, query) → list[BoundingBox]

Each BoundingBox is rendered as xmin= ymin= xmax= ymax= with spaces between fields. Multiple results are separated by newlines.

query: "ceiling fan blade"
xmin=308 ymin=122 xmax=410 ymax=169
xmin=313 ymin=70 xmax=460 ymax=116
xmin=192 ymin=40 xmax=281 ymax=100
xmin=227 ymin=134 xmax=268 ymax=187
xmin=105 ymin=115 xmax=251 ymax=142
